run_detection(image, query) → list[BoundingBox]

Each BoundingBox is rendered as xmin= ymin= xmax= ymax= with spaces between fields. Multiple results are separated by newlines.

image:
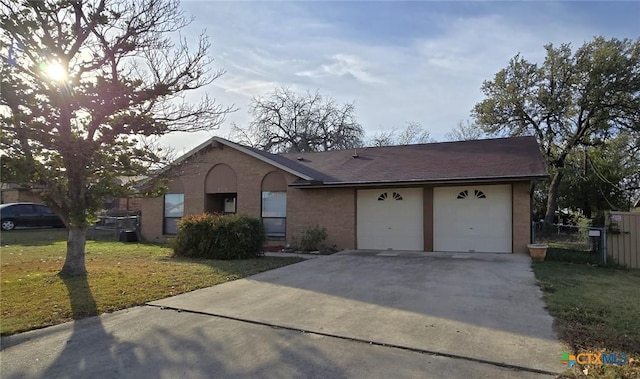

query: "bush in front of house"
xmin=292 ymin=224 xmax=329 ymax=252
xmin=173 ymin=213 xmax=216 ymax=258
xmin=213 ymin=214 xmax=265 ymax=259
xmin=173 ymin=213 xmax=265 ymax=259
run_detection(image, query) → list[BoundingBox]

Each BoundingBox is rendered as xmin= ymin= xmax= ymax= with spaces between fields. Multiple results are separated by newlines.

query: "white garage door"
xmin=433 ymin=185 xmax=512 ymax=253
xmin=357 ymin=188 xmax=423 ymax=251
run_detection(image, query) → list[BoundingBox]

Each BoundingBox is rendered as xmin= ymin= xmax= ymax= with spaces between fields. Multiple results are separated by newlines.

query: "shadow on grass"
xmin=39 ymin=274 xmax=144 ymax=378
xmin=0 ymin=228 xmax=68 ymax=246
xmin=5 ymin=272 xmax=348 ymax=378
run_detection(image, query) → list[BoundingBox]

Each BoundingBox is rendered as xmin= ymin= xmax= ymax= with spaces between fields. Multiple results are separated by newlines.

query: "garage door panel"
xmin=434 ymin=185 xmax=512 ymax=253
xmin=357 ymin=188 xmax=423 ymax=251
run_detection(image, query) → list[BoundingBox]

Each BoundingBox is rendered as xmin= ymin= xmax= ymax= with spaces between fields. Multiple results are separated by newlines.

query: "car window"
xmin=14 ymin=205 xmax=36 ymax=214
xmin=35 ymin=205 xmax=55 ymax=215
xmin=0 ymin=205 xmax=14 ymax=215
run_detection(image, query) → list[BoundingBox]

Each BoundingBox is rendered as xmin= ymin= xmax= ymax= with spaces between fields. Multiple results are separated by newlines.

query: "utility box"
xmin=119 ymin=230 xmax=138 ymax=243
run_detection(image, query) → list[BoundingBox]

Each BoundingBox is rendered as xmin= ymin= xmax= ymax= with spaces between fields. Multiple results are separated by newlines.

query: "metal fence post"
xmin=531 ymin=221 xmax=535 ymax=244
xmin=602 ymin=227 xmax=607 ymax=265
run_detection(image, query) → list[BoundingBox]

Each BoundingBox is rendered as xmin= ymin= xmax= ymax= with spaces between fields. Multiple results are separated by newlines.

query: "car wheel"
xmin=1 ymin=219 xmax=16 ymax=231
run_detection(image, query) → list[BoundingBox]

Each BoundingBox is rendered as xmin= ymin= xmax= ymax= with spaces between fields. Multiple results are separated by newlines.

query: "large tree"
xmin=231 ymin=87 xmax=363 ymax=153
xmin=0 ymin=0 xmax=231 ymax=276
xmin=366 ymin=121 xmax=433 ymax=147
xmin=444 ymin=120 xmax=484 ymax=141
xmin=473 ymin=37 xmax=640 ymax=224
xmin=558 ymin=130 xmax=640 ymax=220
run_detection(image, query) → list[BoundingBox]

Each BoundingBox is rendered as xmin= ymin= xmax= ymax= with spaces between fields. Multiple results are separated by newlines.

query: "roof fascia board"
xmin=289 ymin=175 xmax=549 ymax=188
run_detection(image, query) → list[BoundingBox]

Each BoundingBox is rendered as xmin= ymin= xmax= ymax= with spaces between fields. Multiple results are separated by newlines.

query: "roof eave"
xmin=149 ymin=137 xmax=316 ymax=182
xmin=289 ymin=174 xmax=549 ymax=188
xmin=215 ymin=138 xmax=315 ymax=180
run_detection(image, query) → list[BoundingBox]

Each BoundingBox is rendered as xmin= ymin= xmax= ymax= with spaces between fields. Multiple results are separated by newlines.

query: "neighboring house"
xmin=633 ymin=197 xmax=640 ymax=213
xmin=140 ymin=136 xmax=548 ymax=253
xmin=0 ymin=183 xmax=42 ymax=204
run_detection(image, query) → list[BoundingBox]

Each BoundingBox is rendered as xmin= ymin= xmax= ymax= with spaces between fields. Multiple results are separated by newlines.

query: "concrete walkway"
xmin=150 ymin=252 xmax=565 ymax=374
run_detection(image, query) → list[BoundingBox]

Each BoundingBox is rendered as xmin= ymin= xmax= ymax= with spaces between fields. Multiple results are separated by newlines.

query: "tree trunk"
xmin=544 ymin=170 xmax=564 ymax=225
xmin=60 ymin=227 xmax=87 ymax=277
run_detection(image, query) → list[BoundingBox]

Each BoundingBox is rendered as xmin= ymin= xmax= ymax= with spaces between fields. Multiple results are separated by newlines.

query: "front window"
xmin=261 ymin=191 xmax=286 ymax=238
xmin=164 ymin=194 xmax=184 ymax=234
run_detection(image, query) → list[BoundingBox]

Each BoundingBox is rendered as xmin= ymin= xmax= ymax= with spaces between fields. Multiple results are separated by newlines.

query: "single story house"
xmin=0 ymin=183 xmax=43 ymax=204
xmin=140 ymin=136 xmax=548 ymax=253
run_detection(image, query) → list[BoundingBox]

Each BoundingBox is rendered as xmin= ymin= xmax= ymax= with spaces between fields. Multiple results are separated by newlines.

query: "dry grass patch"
xmin=1 ymin=239 xmax=302 ymax=335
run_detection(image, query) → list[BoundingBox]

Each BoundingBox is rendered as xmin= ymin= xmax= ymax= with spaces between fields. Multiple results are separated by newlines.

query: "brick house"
xmin=0 ymin=183 xmax=45 ymax=204
xmin=140 ymin=136 xmax=548 ymax=253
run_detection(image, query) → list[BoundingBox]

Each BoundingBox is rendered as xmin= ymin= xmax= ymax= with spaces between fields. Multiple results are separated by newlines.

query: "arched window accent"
xmin=377 ymin=192 xmax=388 ymax=201
xmin=457 ymin=190 xmax=469 ymax=199
xmin=392 ymin=192 xmax=403 ymax=200
xmin=474 ymin=190 xmax=486 ymax=199
xmin=205 ymin=164 xmax=237 ymax=215
xmin=205 ymin=164 xmax=237 ymax=194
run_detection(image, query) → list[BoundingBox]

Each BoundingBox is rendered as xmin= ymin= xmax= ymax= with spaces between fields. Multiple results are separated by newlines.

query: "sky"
xmin=162 ymin=0 xmax=640 ymax=153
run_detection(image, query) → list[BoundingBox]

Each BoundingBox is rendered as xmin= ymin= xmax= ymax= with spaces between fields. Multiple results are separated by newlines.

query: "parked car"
xmin=0 ymin=203 xmax=65 ymax=231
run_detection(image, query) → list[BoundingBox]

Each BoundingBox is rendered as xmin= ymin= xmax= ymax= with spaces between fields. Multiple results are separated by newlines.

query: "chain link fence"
xmin=87 ymin=214 xmax=140 ymax=242
xmin=532 ymin=222 xmax=607 ymax=264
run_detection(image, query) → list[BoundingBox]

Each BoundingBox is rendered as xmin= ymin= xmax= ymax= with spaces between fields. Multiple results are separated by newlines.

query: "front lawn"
xmin=0 ymin=236 xmax=302 ymax=335
xmin=533 ymin=255 xmax=640 ymax=378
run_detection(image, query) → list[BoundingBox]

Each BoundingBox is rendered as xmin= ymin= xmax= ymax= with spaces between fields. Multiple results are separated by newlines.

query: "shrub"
xmin=173 ymin=213 xmax=216 ymax=258
xmin=294 ymin=224 xmax=328 ymax=252
xmin=213 ymin=214 xmax=265 ymax=260
xmin=173 ymin=213 xmax=265 ymax=260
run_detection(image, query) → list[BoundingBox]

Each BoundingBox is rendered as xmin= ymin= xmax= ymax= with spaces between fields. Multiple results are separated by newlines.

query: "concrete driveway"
xmin=150 ymin=251 xmax=564 ymax=374
xmin=1 ymin=251 xmax=565 ymax=378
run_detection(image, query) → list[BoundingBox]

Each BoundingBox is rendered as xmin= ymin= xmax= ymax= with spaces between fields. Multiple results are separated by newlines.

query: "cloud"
xmin=159 ymin=1 xmax=638 ymax=152
xmin=297 ymin=54 xmax=385 ymax=84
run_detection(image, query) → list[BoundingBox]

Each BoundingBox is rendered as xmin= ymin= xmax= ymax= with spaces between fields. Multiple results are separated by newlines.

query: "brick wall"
xmin=1 ymin=189 xmax=42 ymax=204
xmin=287 ymin=186 xmax=356 ymax=249
xmin=141 ymin=143 xmax=357 ymax=246
xmin=116 ymin=197 xmax=143 ymax=212
xmin=512 ymin=181 xmax=532 ymax=254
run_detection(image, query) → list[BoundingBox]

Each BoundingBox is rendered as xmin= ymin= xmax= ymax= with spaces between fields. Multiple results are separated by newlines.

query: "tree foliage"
xmin=231 ymin=87 xmax=363 ymax=153
xmin=367 ymin=121 xmax=433 ymax=147
xmin=558 ymin=131 xmax=640 ymax=220
xmin=473 ymin=37 xmax=640 ymax=224
xmin=444 ymin=120 xmax=485 ymax=141
xmin=0 ymin=0 xmax=230 ymax=276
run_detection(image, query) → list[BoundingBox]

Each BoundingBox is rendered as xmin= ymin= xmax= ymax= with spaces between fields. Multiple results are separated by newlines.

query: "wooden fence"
xmin=606 ymin=211 xmax=640 ymax=269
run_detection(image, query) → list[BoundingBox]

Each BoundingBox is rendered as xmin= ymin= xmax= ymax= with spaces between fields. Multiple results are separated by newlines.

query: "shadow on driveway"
xmin=2 ymin=275 xmax=349 ymax=378
xmin=149 ymin=252 xmax=565 ymax=374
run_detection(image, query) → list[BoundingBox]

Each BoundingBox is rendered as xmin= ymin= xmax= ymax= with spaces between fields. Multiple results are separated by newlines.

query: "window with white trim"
xmin=262 ymin=191 xmax=286 ymax=238
xmin=164 ymin=193 xmax=184 ymax=234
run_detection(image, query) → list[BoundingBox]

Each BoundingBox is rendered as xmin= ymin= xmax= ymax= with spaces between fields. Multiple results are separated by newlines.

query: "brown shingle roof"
xmin=280 ymin=136 xmax=548 ymax=186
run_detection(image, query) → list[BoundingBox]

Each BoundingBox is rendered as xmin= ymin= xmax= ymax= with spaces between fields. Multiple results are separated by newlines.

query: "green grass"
xmin=0 ymin=228 xmax=69 ymax=246
xmin=0 ymin=230 xmax=303 ymax=335
xmin=544 ymin=247 xmax=605 ymax=265
xmin=533 ymin=254 xmax=640 ymax=378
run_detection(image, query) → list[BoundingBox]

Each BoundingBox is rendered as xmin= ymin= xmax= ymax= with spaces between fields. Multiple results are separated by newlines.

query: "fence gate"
xmin=532 ymin=222 xmax=606 ymax=264
xmin=606 ymin=212 xmax=640 ymax=269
